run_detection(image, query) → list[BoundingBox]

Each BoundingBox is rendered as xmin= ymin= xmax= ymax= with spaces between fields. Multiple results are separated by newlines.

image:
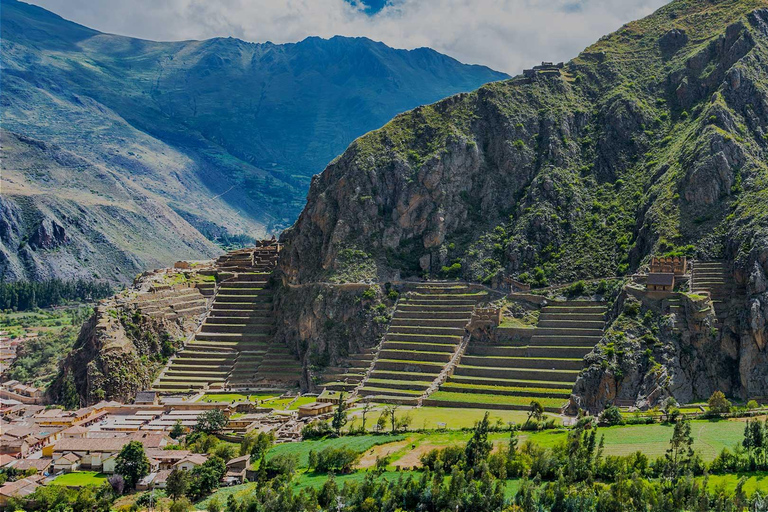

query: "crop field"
xmin=428 ymin=391 xmax=567 ymax=409
xmin=196 ymin=393 xmax=282 ymax=403
xmin=262 ymin=434 xmax=406 ymax=468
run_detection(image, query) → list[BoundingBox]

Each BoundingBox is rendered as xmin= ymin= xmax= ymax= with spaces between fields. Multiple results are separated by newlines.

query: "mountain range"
xmin=0 ymin=0 xmax=507 ymax=283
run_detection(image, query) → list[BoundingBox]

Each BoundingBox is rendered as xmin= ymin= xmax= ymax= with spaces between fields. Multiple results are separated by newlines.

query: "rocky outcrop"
xmin=49 ymin=271 xmax=212 ymax=404
xmin=49 ymin=301 xmax=195 ymax=405
xmin=272 ymin=281 xmax=394 ymax=389
xmin=276 ymin=1 xmax=768 ymax=408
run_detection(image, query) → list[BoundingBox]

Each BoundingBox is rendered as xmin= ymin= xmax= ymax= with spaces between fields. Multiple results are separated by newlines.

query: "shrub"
xmin=599 ymin=406 xmax=624 ymax=426
xmin=708 ymin=391 xmax=732 ymax=415
xmin=265 ymin=453 xmax=299 ymax=478
xmin=309 ymin=447 xmax=360 ymax=474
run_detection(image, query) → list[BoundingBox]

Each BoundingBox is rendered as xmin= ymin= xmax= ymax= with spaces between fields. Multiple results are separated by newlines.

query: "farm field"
xmin=196 ymin=393 xmax=283 ymax=403
xmin=263 ymin=434 xmax=406 ymax=468
xmin=346 ymin=405 xmax=557 ymax=431
xmin=428 ymin=390 xmax=567 ymax=410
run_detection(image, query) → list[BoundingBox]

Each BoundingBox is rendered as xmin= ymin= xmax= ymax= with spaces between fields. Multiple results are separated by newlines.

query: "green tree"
xmin=194 ymin=409 xmax=228 ymax=434
xmin=331 ymin=392 xmax=347 ymax=435
xmin=165 ymin=468 xmax=190 ymax=501
xmin=189 ymin=456 xmax=226 ymax=499
xmin=464 ymin=412 xmax=493 ymax=470
xmin=708 ymin=390 xmax=732 ymax=415
xmin=115 ymin=441 xmax=150 ymax=489
xmin=360 ymin=401 xmax=374 ymax=432
xmin=170 ymin=420 xmax=185 ymax=439
xmin=525 ymin=400 xmax=544 ymax=427
xmin=383 ymin=404 xmax=400 ymax=433
xmin=663 ymin=418 xmax=694 ymax=481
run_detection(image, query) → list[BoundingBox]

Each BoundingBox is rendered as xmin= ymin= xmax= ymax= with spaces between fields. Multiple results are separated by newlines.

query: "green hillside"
xmin=281 ymin=0 xmax=768 ymax=286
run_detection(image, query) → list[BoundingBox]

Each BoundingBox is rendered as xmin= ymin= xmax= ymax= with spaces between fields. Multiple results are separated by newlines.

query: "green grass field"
xmin=428 ymin=391 xmax=568 ymax=409
xmin=521 ymin=418 xmax=748 ymax=460
xmin=50 ymin=471 xmax=107 ymax=487
xmin=195 ymin=483 xmax=257 ymax=510
xmin=196 ymin=393 xmax=281 ymax=403
xmin=346 ymin=406 xmax=558 ymax=432
xmin=263 ymin=435 xmax=405 ymax=468
xmin=701 ymin=472 xmax=768 ymax=495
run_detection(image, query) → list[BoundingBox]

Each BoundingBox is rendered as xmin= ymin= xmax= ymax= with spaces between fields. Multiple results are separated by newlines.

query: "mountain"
xmin=279 ymin=0 xmax=768 ymax=402
xmin=0 ymin=0 xmax=508 ymax=283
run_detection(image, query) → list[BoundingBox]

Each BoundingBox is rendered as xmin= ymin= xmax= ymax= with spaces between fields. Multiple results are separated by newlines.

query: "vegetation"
xmin=115 ymin=441 xmax=151 ymax=489
xmin=3 ymin=327 xmax=79 ymax=388
xmin=0 ymin=279 xmax=111 ymax=311
xmin=194 ymin=410 xmax=229 ymax=435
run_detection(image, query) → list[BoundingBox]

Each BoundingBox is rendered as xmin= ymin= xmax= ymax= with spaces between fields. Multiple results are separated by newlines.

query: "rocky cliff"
xmin=49 ymin=271 xmax=212 ymax=404
xmin=280 ymin=0 xmax=768 ymax=407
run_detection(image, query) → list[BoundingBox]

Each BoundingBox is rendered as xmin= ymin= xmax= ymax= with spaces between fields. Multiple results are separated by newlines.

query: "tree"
xmin=194 ymin=409 xmax=229 ymax=434
xmin=360 ymin=401 xmax=374 ymax=432
xmin=383 ymin=404 xmax=400 ymax=433
xmin=170 ymin=420 xmax=185 ymax=439
xmin=465 ymin=412 xmax=493 ymax=470
xmin=526 ymin=400 xmax=544 ymax=427
xmin=331 ymin=392 xmax=347 ymax=435
xmin=708 ymin=391 xmax=732 ymax=415
xmin=115 ymin=441 xmax=150 ymax=489
xmin=663 ymin=418 xmax=694 ymax=481
xmin=375 ymin=413 xmax=387 ymax=433
xmin=169 ymin=497 xmax=193 ymax=512
xmin=165 ymin=468 xmax=190 ymax=502
xmin=189 ymin=456 xmax=226 ymax=499
xmin=599 ymin=406 xmax=624 ymax=426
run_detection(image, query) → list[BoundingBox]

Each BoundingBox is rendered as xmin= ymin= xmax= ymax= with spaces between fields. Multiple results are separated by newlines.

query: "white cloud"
xmin=26 ymin=0 xmax=670 ymax=73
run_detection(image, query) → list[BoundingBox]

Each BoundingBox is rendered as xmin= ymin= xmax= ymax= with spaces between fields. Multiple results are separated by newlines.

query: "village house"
xmin=225 ymin=454 xmax=250 ymax=485
xmin=46 ymin=432 xmax=170 ymax=473
xmin=53 ymin=452 xmax=81 ymax=473
xmin=9 ymin=458 xmax=53 ymax=476
xmin=298 ymin=402 xmax=334 ymax=418
xmin=174 ymin=453 xmax=208 ymax=471
xmin=0 ymin=476 xmax=42 ymax=508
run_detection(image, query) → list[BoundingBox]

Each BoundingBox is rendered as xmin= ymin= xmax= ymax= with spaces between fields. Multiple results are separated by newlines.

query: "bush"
xmin=708 ymin=391 xmax=732 ymax=415
xmin=265 ymin=453 xmax=299 ymax=478
xmin=309 ymin=447 xmax=360 ymax=474
xmin=301 ymin=420 xmax=333 ymax=439
xmin=599 ymin=406 xmax=624 ymax=426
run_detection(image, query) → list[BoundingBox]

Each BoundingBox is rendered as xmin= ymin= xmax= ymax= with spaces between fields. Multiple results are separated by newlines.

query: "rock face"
xmin=272 ymin=282 xmax=394 ymax=389
xmin=280 ymin=1 xmax=768 ymax=407
xmin=49 ymin=273 xmax=210 ymax=404
xmin=49 ymin=303 xmax=192 ymax=404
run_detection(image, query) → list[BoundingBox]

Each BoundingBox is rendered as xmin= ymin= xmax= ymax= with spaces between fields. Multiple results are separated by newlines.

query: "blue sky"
xmin=26 ymin=0 xmax=670 ymax=73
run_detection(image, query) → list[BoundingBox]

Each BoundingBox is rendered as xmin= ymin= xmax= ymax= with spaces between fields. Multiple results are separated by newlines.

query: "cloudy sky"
xmin=27 ymin=0 xmax=670 ymax=73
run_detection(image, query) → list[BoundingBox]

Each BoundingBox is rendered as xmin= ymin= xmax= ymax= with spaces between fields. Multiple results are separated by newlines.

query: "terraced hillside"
xmin=426 ymin=300 xmax=607 ymax=412
xmin=153 ymin=245 xmax=301 ymax=393
xmin=358 ymin=283 xmax=486 ymax=405
xmin=691 ymin=261 xmax=744 ymax=329
xmin=319 ymin=348 xmax=377 ymax=394
xmin=136 ymin=287 xmax=208 ymax=321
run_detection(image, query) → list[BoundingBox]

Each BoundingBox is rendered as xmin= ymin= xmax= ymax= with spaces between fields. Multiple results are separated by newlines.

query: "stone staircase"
xmin=357 ymin=282 xmax=486 ymax=405
xmin=691 ymin=260 xmax=743 ymax=328
xmin=153 ymin=244 xmax=302 ymax=393
xmin=426 ymin=300 xmax=607 ymax=412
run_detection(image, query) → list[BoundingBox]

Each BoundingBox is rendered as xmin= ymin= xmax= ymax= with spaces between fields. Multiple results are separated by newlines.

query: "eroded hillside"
xmin=279 ymin=0 xmax=768 ymax=405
